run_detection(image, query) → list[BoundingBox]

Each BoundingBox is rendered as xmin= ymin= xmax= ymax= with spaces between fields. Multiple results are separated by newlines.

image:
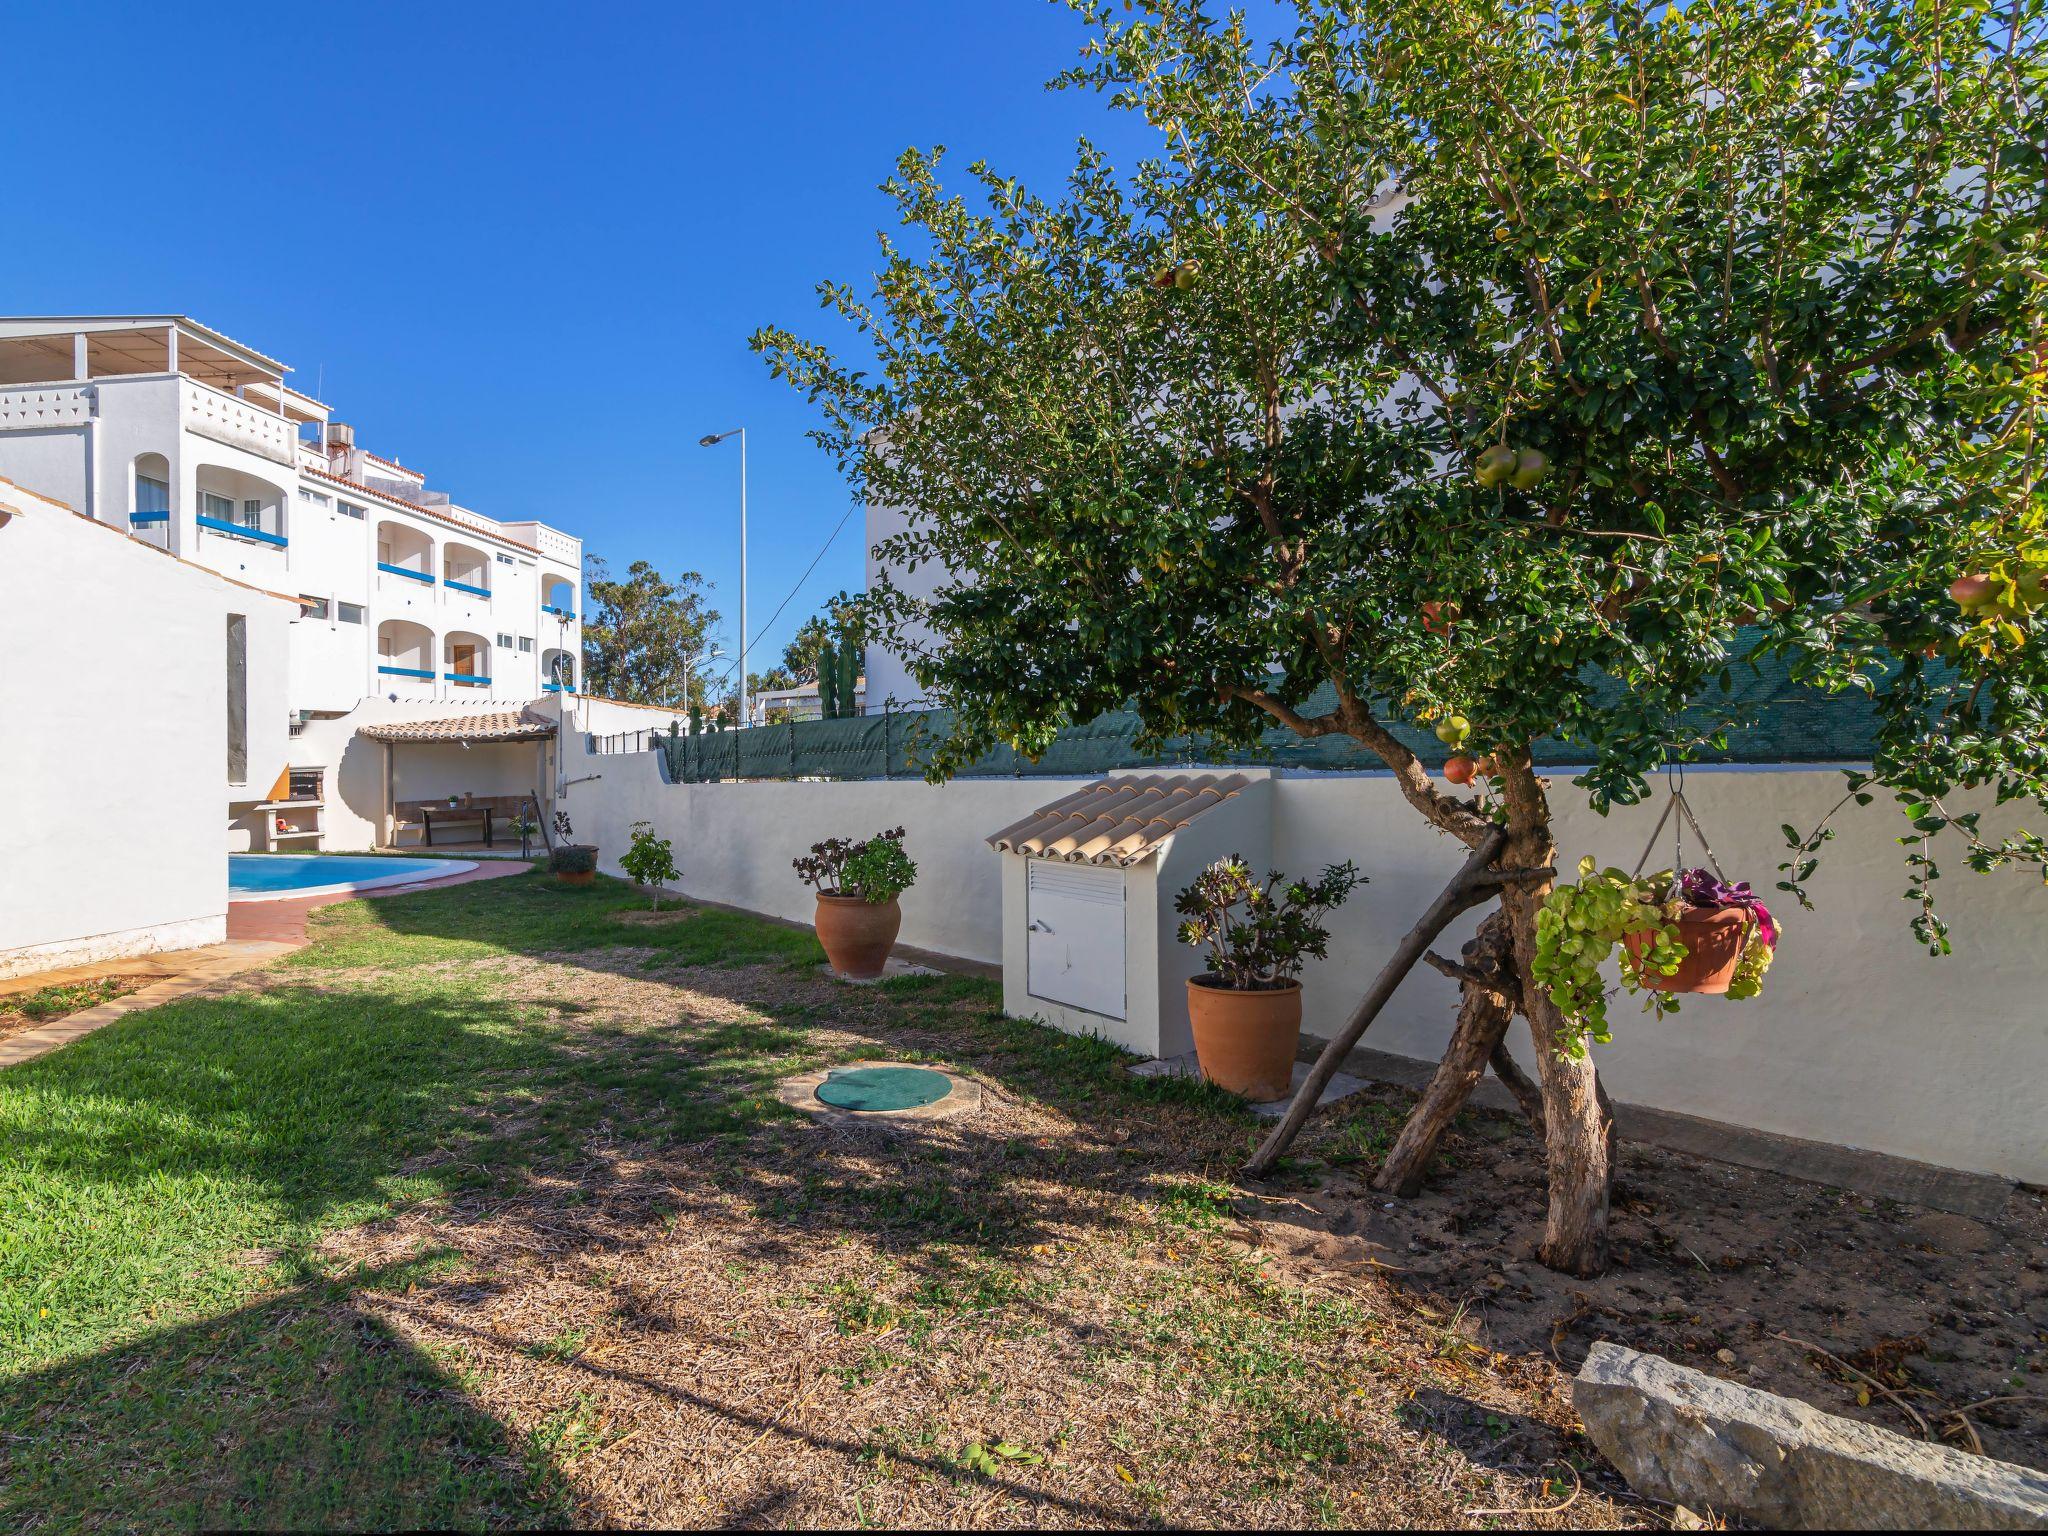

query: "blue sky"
xmin=3 ymin=1 xmax=1149 ymax=688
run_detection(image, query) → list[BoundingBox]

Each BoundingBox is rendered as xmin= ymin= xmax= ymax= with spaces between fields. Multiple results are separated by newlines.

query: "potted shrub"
xmin=794 ymin=826 xmax=916 ymax=978
xmin=1174 ymin=856 xmax=1361 ymax=1101
xmin=619 ymin=820 xmax=679 ymax=911
xmin=1533 ymin=860 xmax=1782 ymax=1056
xmin=548 ymin=811 xmax=600 ymax=886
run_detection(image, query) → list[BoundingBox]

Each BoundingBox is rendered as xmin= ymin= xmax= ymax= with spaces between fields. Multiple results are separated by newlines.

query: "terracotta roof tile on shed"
xmin=358 ymin=708 xmax=556 ymax=744
xmin=986 ymin=772 xmax=1252 ymax=867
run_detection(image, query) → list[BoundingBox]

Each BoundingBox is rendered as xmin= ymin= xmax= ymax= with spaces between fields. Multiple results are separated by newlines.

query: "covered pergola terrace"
xmin=358 ymin=708 xmax=556 ymax=852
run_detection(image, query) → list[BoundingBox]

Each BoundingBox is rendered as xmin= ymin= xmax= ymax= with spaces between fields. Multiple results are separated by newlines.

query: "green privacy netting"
xmin=658 ymin=633 xmax=1891 ymax=785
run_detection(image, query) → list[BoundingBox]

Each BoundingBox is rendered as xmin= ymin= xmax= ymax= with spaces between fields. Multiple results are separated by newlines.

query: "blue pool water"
xmin=229 ymin=854 xmax=476 ymax=900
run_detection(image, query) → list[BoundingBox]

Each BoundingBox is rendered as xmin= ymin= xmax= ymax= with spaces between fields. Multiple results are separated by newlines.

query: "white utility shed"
xmin=987 ymin=770 xmax=1273 ymax=1059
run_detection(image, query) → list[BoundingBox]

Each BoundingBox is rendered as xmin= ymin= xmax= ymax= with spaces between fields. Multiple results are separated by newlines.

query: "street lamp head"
xmin=699 ymin=429 xmax=739 ymax=447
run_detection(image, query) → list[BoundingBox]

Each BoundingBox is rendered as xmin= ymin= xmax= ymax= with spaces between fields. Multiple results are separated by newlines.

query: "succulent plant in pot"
xmin=548 ymin=810 xmax=600 ymax=886
xmin=1174 ymin=856 xmax=1361 ymax=1101
xmin=794 ymin=826 xmax=916 ymax=978
xmin=1533 ymin=859 xmax=1782 ymax=1057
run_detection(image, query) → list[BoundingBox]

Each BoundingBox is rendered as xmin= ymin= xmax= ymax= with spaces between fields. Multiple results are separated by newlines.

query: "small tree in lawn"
xmin=620 ymin=821 xmax=679 ymax=911
xmin=758 ymin=0 xmax=2047 ymax=1275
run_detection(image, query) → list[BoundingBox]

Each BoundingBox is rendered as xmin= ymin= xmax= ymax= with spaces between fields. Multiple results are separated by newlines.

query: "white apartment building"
xmin=0 ymin=316 xmax=586 ymax=722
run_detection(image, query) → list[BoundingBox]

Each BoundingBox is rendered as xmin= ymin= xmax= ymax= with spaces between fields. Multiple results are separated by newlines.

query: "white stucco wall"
xmin=861 ymin=495 xmax=940 ymax=709
xmin=0 ymin=481 xmax=294 ymax=975
xmin=562 ymin=727 xmax=2048 ymax=1185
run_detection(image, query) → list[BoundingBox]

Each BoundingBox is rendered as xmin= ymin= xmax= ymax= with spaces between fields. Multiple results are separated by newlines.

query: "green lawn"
xmin=0 ymin=873 xmax=825 ymax=1530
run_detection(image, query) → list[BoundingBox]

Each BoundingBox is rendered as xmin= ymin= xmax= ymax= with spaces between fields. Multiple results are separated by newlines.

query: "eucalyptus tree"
xmin=757 ymin=0 xmax=2047 ymax=1274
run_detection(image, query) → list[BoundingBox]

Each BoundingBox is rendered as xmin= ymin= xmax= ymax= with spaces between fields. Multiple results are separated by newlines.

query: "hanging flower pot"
xmin=1623 ymin=904 xmax=1750 ymax=994
xmin=1533 ymin=854 xmax=1782 ymax=1057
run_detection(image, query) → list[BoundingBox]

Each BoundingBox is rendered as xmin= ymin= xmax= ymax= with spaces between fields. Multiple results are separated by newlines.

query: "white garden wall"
xmin=0 ymin=479 xmax=295 ymax=975
xmin=563 ymin=728 xmax=2048 ymax=1186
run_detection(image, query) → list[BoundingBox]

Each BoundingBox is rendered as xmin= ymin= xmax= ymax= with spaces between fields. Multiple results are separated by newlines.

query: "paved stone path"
xmin=0 ymin=861 xmax=526 ymax=1070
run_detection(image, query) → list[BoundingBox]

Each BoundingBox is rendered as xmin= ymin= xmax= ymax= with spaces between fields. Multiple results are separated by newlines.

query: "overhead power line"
xmin=705 ymin=501 xmax=860 ymax=688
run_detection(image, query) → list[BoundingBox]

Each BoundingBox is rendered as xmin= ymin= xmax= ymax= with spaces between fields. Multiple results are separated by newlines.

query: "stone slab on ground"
xmin=1574 ymin=1341 xmax=2048 ymax=1530
xmin=817 ymin=960 xmax=945 ymax=986
xmin=1131 ymin=1051 xmax=1369 ymax=1120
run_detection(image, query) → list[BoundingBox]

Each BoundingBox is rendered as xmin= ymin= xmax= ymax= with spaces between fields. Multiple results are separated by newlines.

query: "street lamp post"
xmin=698 ymin=428 xmax=748 ymax=729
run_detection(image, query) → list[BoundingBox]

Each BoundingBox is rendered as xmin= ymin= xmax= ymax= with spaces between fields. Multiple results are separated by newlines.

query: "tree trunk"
xmin=1373 ymin=910 xmax=1517 ymax=1197
xmin=1496 ymin=753 xmax=1612 ymax=1278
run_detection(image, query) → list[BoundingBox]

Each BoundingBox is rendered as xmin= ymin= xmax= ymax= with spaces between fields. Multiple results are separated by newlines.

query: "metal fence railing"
xmin=651 ymin=642 xmax=1890 ymax=786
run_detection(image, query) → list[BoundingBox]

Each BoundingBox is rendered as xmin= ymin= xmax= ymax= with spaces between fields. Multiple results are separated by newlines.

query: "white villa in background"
xmin=0 ymin=316 xmax=585 ymax=716
xmin=0 ymin=316 xmax=684 ymax=980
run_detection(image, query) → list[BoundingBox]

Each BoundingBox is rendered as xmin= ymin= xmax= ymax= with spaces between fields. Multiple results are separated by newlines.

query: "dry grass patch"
xmin=309 ymin=947 xmax=1644 ymax=1529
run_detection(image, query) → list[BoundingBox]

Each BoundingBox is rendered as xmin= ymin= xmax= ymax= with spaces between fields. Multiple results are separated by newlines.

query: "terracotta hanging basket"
xmin=1624 ymin=906 xmax=1751 ymax=994
xmin=815 ymin=892 xmax=901 ymax=979
xmin=1187 ymin=977 xmax=1301 ymax=1101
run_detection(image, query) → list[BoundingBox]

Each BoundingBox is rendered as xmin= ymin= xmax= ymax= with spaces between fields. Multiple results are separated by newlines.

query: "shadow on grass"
xmin=3 ymin=877 xmax=1305 ymax=1527
xmin=0 ymin=1255 xmax=560 ymax=1532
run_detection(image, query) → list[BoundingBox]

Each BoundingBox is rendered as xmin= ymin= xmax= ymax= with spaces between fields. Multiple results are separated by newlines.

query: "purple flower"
xmin=1677 ymin=867 xmax=1776 ymax=945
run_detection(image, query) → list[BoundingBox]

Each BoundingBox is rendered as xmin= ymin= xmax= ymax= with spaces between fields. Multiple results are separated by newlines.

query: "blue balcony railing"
xmin=445 ymin=672 xmax=491 ymax=686
xmin=444 ymin=578 xmax=491 ymax=599
xmin=377 ymin=664 xmax=434 ymax=679
xmin=197 ymin=514 xmax=286 ymax=547
xmin=129 ymin=511 xmax=170 ymax=526
xmin=378 ymin=562 xmax=434 ymax=584
xmin=541 ymin=603 xmax=573 ymax=617
xmin=542 ymin=681 xmax=576 ymax=693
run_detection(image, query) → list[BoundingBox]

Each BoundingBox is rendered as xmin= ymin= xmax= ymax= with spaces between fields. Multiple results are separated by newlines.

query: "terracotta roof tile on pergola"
xmin=986 ymin=772 xmax=1252 ymax=868
xmin=358 ymin=708 xmax=556 ymax=744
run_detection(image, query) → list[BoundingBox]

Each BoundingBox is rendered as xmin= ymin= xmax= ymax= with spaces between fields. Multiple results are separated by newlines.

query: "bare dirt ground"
xmin=1250 ymin=1083 xmax=2048 ymax=1474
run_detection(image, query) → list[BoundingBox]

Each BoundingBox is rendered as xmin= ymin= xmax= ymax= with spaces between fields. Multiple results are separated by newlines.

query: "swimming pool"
xmin=229 ymin=854 xmax=477 ymax=901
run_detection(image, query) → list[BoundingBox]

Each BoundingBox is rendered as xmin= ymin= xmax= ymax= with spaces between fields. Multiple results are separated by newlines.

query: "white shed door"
xmin=1026 ymin=860 xmax=1126 ymax=1020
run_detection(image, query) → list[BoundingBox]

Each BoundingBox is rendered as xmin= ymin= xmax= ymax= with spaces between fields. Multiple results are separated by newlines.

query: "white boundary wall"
xmin=0 ymin=480 xmax=295 ymax=975
xmin=564 ymin=731 xmax=2048 ymax=1186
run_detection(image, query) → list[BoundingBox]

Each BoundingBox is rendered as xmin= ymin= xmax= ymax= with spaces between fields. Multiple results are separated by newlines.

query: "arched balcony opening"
xmin=541 ymin=574 xmax=576 ymax=619
xmin=376 ymin=618 xmax=436 ymax=696
xmin=444 ymin=630 xmax=492 ymax=690
xmin=194 ymin=462 xmax=288 ymax=548
xmin=376 ymin=520 xmax=435 ymax=600
xmin=129 ymin=452 xmax=171 ymax=546
xmin=541 ymin=648 xmax=576 ymax=694
xmin=442 ymin=540 xmax=492 ymax=601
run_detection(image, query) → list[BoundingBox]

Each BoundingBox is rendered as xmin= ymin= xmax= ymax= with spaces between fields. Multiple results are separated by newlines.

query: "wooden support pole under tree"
xmin=1243 ymin=825 xmax=1508 ymax=1178
xmin=1374 ymin=911 xmax=1519 ymax=1197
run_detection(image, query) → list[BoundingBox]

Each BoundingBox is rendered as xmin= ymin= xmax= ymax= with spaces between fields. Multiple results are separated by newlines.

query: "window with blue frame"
xmin=136 ymin=476 xmax=169 ymax=516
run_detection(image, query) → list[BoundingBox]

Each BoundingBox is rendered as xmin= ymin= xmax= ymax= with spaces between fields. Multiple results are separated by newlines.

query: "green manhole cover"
xmin=815 ymin=1066 xmax=955 ymax=1113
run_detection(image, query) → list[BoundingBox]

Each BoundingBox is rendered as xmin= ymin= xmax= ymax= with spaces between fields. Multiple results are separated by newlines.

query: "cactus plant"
xmin=818 ymin=639 xmax=840 ymax=718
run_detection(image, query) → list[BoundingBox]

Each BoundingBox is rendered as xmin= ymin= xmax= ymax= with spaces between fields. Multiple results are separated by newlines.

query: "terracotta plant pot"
xmin=1186 ymin=977 xmax=1302 ymax=1102
xmin=1624 ymin=905 xmax=1751 ymax=994
xmin=815 ymin=892 xmax=902 ymax=979
xmin=550 ymin=843 xmax=599 ymax=885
